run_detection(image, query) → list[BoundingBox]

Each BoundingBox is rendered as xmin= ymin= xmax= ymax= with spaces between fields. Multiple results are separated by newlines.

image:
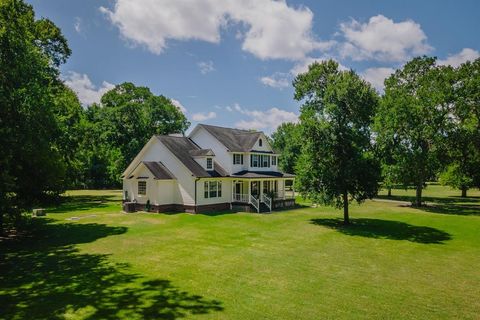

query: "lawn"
xmin=1 ymin=185 xmax=479 ymax=319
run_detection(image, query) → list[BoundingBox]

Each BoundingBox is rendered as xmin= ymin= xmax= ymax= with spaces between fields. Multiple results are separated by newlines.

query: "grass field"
xmin=1 ymin=185 xmax=479 ymax=319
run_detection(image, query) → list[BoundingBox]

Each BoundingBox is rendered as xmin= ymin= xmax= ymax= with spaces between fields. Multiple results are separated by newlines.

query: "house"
xmin=122 ymin=124 xmax=295 ymax=213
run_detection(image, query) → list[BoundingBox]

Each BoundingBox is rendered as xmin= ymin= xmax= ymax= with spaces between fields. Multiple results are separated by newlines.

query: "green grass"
xmin=1 ymin=186 xmax=479 ymax=319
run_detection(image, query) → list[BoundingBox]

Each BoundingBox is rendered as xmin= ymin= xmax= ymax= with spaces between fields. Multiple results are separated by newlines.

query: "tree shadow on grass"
xmin=310 ymin=218 xmax=452 ymax=244
xmin=376 ymin=194 xmax=480 ymax=216
xmin=0 ymin=219 xmax=223 ymax=319
xmin=47 ymin=194 xmax=121 ymax=214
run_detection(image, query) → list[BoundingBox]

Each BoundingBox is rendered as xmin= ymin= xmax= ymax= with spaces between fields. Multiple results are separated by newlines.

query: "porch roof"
xmin=231 ymin=171 xmax=295 ymax=179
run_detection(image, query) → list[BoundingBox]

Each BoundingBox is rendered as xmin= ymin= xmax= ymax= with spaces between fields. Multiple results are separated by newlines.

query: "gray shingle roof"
xmin=189 ymin=149 xmax=215 ymax=157
xmin=142 ymin=161 xmax=176 ymax=180
xmin=198 ymin=124 xmax=262 ymax=152
xmin=231 ymin=171 xmax=295 ymax=179
xmin=156 ymin=135 xmax=227 ymax=178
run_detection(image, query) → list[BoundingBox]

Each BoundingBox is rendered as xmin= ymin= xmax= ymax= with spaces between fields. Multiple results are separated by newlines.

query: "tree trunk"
xmin=415 ymin=184 xmax=423 ymax=207
xmin=343 ymin=192 xmax=349 ymax=225
xmin=461 ymin=186 xmax=467 ymax=198
xmin=387 ymin=187 xmax=392 ymax=197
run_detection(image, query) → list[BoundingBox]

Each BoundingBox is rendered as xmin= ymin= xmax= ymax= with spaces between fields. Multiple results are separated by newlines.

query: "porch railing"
xmin=249 ymin=194 xmax=260 ymax=213
xmin=261 ymin=194 xmax=272 ymax=212
xmin=232 ymin=193 xmax=249 ymax=203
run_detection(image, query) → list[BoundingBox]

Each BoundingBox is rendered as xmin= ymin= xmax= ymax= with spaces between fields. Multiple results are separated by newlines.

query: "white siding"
xmin=122 ymin=139 xmax=196 ymax=205
xmin=196 ymin=178 xmax=232 ymax=206
xmin=189 ymin=128 xmax=232 ymax=173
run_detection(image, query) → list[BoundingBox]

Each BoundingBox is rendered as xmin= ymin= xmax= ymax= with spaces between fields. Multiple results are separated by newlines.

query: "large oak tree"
xmin=294 ymin=60 xmax=380 ymax=224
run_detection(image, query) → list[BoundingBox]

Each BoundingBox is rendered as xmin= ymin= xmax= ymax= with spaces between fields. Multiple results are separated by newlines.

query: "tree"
xmin=80 ymin=83 xmax=190 ymax=187
xmin=293 ymin=60 xmax=381 ymax=224
xmin=439 ymin=58 xmax=480 ymax=197
xmin=375 ymin=57 xmax=454 ymax=206
xmin=0 ymin=0 xmax=71 ymax=232
xmin=271 ymin=122 xmax=301 ymax=174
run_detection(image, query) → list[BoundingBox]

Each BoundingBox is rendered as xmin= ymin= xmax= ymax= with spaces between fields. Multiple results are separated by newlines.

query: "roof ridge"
xmin=199 ymin=123 xmax=261 ymax=134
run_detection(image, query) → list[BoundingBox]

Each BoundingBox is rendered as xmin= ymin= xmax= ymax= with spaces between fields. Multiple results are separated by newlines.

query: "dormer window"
xmin=259 ymin=139 xmax=263 ymax=147
xmin=206 ymin=157 xmax=213 ymax=170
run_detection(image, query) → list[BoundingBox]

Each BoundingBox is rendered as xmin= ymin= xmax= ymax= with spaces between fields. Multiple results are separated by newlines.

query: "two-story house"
xmin=122 ymin=124 xmax=295 ymax=213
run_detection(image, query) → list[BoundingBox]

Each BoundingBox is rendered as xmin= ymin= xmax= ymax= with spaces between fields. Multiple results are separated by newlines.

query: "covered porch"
xmin=231 ymin=178 xmax=295 ymax=212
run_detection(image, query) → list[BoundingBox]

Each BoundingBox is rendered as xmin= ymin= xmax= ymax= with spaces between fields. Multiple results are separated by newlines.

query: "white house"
xmin=122 ymin=124 xmax=295 ymax=213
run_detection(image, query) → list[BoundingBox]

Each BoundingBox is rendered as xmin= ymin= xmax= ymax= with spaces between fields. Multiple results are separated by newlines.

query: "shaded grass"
xmin=377 ymin=183 xmax=480 ymax=216
xmin=0 ymin=218 xmax=223 ymax=319
xmin=310 ymin=218 xmax=452 ymax=244
xmin=1 ymin=187 xmax=480 ymax=319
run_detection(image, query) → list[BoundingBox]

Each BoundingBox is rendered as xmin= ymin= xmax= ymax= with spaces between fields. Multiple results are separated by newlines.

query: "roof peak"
xmin=198 ymin=123 xmax=262 ymax=135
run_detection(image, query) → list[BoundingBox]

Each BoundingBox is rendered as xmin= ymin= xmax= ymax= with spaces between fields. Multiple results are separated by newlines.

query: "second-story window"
xmin=250 ymin=154 xmax=271 ymax=168
xmin=272 ymin=156 xmax=277 ymax=166
xmin=206 ymin=158 xmax=213 ymax=170
xmin=233 ymin=154 xmax=244 ymax=165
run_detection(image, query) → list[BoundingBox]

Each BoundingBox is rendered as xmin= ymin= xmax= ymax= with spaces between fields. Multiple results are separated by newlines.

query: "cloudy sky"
xmin=29 ymin=0 xmax=480 ymax=133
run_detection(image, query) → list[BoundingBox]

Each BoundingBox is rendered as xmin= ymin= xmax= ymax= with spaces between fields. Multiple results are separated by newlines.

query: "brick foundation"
xmin=129 ymin=202 xmax=231 ymax=214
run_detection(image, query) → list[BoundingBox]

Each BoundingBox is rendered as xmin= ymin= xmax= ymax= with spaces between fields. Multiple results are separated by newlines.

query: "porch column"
xmin=260 ymin=180 xmax=263 ymax=200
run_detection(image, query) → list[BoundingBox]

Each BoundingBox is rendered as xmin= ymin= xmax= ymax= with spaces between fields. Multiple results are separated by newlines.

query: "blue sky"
xmin=28 ymin=0 xmax=480 ymax=134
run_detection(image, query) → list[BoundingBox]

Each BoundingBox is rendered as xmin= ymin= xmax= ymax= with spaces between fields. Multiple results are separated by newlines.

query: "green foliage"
xmin=439 ymin=164 xmax=473 ymax=193
xmin=271 ymin=122 xmax=301 ymax=173
xmin=0 ymin=0 xmax=71 ymax=230
xmin=439 ymin=58 xmax=480 ymax=196
xmin=80 ymin=82 xmax=190 ymax=187
xmin=293 ymin=60 xmax=381 ymax=223
xmin=375 ymin=56 xmax=455 ymax=206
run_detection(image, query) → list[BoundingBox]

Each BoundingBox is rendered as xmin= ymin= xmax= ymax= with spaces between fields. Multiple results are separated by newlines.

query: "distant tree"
xmin=439 ymin=58 xmax=480 ymax=197
xmin=293 ymin=60 xmax=381 ymax=224
xmin=375 ymin=57 xmax=454 ymax=206
xmin=0 ymin=0 xmax=71 ymax=231
xmin=271 ymin=122 xmax=301 ymax=173
xmin=51 ymin=84 xmax=86 ymax=188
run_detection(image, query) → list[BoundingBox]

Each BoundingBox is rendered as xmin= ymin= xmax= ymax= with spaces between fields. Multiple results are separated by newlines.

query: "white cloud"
xmin=437 ymin=48 xmax=480 ymax=67
xmin=339 ymin=15 xmax=432 ymax=62
xmin=192 ymin=111 xmax=217 ymax=121
xmin=171 ymin=99 xmax=187 ymax=114
xmin=260 ymin=73 xmax=290 ymax=89
xmin=230 ymin=104 xmax=298 ymax=132
xmin=361 ymin=67 xmax=395 ymax=92
xmin=74 ymin=17 xmax=82 ymax=34
xmin=100 ymin=0 xmax=331 ymax=60
xmin=63 ymin=72 xmax=115 ymax=106
xmin=197 ymin=61 xmax=215 ymax=74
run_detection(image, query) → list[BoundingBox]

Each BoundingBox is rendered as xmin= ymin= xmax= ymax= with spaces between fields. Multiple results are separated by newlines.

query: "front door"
xmin=235 ymin=182 xmax=242 ymax=194
xmin=251 ymin=181 xmax=259 ymax=197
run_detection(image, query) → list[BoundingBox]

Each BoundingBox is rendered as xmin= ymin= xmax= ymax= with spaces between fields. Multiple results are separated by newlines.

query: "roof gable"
xmin=156 ymin=135 xmax=227 ymax=178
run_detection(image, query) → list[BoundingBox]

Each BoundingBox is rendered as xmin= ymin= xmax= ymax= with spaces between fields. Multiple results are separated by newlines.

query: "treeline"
xmin=0 ymin=0 xmax=188 ymax=231
xmin=272 ymin=57 xmax=480 ymax=222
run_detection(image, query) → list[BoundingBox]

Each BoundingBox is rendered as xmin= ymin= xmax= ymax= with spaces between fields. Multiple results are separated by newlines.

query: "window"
xmin=285 ymin=180 xmax=293 ymax=191
xmin=233 ymin=154 xmax=244 ymax=165
xmin=251 ymin=154 xmax=259 ymax=167
xmin=138 ymin=181 xmax=146 ymax=195
xmin=204 ymin=181 xmax=222 ymax=198
xmin=250 ymin=154 xmax=271 ymax=168
xmin=272 ymin=156 xmax=277 ymax=166
xmin=262 ymin=155 xmax=270 ymax=167
xmin=259 ymin=138 xmax=263 ymax=147
xmin=206 ymin=158 xmax=213 ymax=170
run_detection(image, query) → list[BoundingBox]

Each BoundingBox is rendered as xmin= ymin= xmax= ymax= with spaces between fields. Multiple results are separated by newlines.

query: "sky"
xmin=28 ymin=0 xmax=480 ymax=134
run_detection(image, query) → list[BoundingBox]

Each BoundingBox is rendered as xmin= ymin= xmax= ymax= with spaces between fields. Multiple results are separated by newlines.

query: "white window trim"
xmin=138 ymin=180 xmax=147 ymax=196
